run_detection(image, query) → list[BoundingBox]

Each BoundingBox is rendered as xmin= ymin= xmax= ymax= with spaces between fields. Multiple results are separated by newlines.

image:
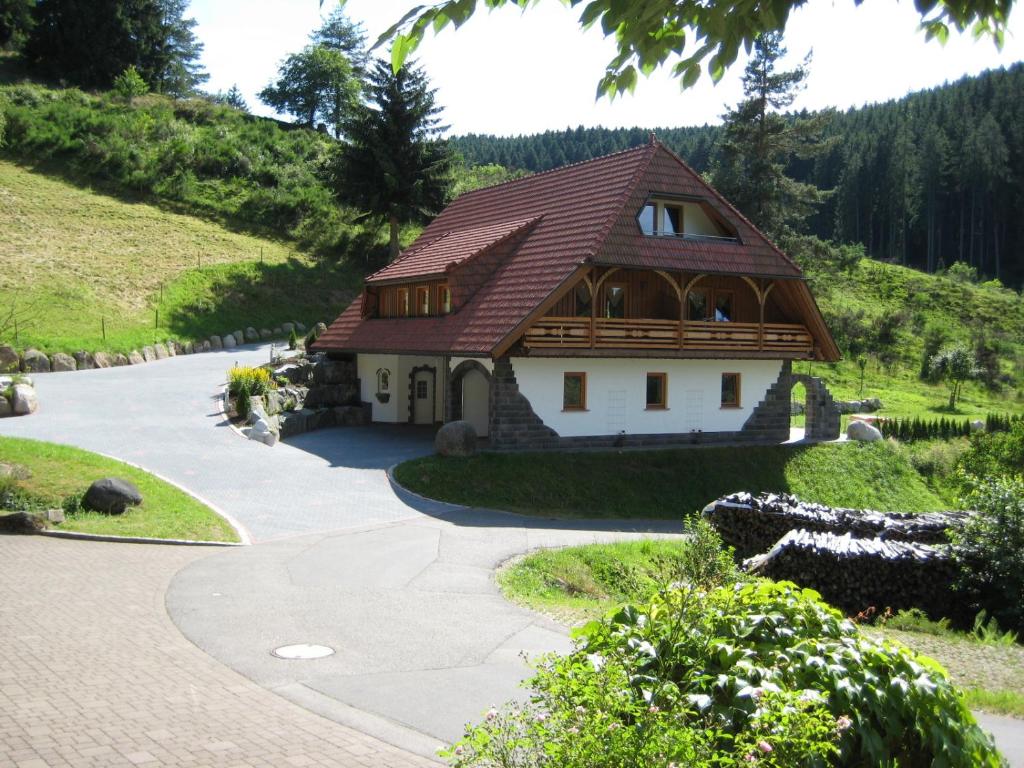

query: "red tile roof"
xmin=366 ymin=217 xmax=540 ymax=283
xmin=315 ymin=140 xmax=836 ymax=359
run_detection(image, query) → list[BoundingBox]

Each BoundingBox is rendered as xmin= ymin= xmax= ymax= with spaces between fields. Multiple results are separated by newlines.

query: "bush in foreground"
xmin=446 ymin=581 xmax=1001 ymax=767
xmin=950 ymin=473 xmax=1024 ymax=635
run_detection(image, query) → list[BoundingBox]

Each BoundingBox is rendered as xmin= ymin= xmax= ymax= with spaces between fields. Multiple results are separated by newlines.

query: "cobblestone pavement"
xmin=0 ymin=535 xmax=435 ymax=768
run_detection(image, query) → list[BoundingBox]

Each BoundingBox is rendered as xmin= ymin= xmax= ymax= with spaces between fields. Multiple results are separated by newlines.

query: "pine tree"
xmin=311 ymin=7 xmax=367 ymax=77
xmin=146 ymin=0 xmax=208 ymax=97
xmin=326 ymin=59 xmax=454 ymax=261
xmin=24 ymin=0 xmax=205 ymax=93
xmin=224 ymin=84 xmax=247 ymax=111
xmin=711 ymin=32 xmax=830 ymax=237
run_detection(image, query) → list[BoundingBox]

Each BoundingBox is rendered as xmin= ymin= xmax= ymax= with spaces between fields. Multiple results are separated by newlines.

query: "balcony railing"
xmin=524 ymin=317 xmax=814 ymax=355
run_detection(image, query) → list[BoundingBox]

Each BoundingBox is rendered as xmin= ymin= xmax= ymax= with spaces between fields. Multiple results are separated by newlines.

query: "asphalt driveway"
xmin=2 ymin=344 xmax=1019 ymax=764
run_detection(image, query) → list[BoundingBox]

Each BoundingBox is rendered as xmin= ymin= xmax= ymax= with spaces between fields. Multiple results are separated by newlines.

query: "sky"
xmin=189 ymin=0 xmax=1024 ymax=137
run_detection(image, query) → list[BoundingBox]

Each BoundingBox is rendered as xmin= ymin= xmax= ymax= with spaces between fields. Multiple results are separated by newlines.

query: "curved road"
xmin=0 ymin=345 xmax=685 ymax=761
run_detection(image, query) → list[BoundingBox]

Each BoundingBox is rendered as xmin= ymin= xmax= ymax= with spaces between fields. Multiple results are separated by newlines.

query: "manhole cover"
xmin=272 ymin=644 xmax=335 ymax=660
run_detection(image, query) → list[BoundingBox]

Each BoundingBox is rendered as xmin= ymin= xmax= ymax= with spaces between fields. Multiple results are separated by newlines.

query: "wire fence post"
xmin=155 ymin=309 xmax=159 ymax=329
xmin=101 ymin=317 xmax=106 ymax=341
xmin=14 ymin=319 xmax=18 ymax=345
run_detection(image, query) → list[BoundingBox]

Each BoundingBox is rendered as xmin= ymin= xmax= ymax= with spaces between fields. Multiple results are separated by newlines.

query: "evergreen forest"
xmin=450 ymin=64 xmax=1024 ymax=288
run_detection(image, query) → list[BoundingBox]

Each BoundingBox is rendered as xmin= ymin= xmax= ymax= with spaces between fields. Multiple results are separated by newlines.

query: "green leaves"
xmin=377 ymin=0 xmax=1015 ymax=96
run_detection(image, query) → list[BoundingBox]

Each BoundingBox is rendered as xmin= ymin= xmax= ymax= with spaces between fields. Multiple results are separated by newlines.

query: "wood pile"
xmin=743 ymin=529 xmax=957 ymax=619
xmin=702 ymin=492 xmax=969 ymax=558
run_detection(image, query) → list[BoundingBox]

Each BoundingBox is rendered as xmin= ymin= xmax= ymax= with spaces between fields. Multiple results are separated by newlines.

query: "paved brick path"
xmin=0 ymin=535 xmax=433 ymax=768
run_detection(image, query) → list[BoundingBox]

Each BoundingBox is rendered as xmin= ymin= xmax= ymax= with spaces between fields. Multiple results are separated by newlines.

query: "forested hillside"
xmin=450 ymin=64 xmax=1024 ymax=288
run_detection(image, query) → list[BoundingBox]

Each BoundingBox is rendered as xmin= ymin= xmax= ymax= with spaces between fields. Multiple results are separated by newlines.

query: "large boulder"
xmin=73 ymin=351 xmax=96 ymax=370
xmin=232 ymin=330 xmax=245 ymax=345
xmin=11 ymin=383 xmax=38 ymax=415
xmin=0 ymin=395 xmax=11 ymax=418
xmin=435 ymin=420 xmax=478 ymax=457
xmin=281 ymin=322 xmax=295 ymax=335
xmin=970 ymin=419 xmax=985 ymax=433
xmin=244 ymin=327 xmax=259 ymax=342
xmin=182 ymin=341 xmax=194 ymax=355
xmin=847 ymin=419 xmax=883 ymax=442
xmin=93 ymin=352 xmax=113 ymax=368
xmin=83 ymin=478 xmax=142 ymax=514
xmin=295 ymin=321 xmax=306 ymax=333
xmin=112 ymin=353 xmax=129 ymax=367
xmin=221 ymin=334 xmax=237 ymax=350
xmin=0 ymin=345 xmax=19 ymax=373
xmin=21 ymin=349 xmax=50 ymax=373
xmin=128 ymin=350 xmax=145 ymax=365
xmin=248 ymin=416 xmax=279 ymax=447
xmin=259 ymin=328 xmax=273 ymax=340
xmin=314 ymin=321 xmax=327 ymax=336
xmin=209 ymin=335 xmax=223 ymax=350
xmin=51 ymin=352 xmax=77 ymax=372
xmin=142 ymin=346 xmax=157 ymax=363
xmin=154 ymin=343 xmax=169 ymax=360
xmin=200 ymin=340 xmax=211 ymax=353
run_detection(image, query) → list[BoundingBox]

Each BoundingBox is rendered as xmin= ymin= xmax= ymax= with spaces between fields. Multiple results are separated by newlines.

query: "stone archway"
xmin=449 ymin=360 xmax=492 ymax=437
xmin=790 ymin=373 xmax=841 ymax=441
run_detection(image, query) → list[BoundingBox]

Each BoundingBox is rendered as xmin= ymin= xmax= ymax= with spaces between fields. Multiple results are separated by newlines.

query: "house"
xmin=313 ymin=138 xmax=842 ymax=449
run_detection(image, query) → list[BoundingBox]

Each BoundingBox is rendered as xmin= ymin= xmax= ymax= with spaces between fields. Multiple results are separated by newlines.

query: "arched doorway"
xmin=462 ymin=368 xmax=490 ymax=437
xmin=790 ymin=380 xmax=807 ymax=441
xmin=449 ymin=360 xmax=492 ymax=438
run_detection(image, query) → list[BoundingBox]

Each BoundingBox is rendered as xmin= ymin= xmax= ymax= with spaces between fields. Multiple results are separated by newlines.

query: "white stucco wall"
xmin=510 ymin=357 xmax=782 ymax=437
xmin=357 ymin=353 xmax=446 ymax=423
xmin=357 ymin=353 xmax=401 ymax=423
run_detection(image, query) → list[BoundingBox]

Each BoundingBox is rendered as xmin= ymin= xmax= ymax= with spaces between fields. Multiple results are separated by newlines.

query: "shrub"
xmin=950 ymin=473 xmax=1024 ymax=635
xmin=448 ymin=581 xmax=1001 ymax=767
xmin=227 ymin=365 xmax=271 ymax=397
xmin=113 ymin=66 xmax=149 ymax=100
xmin=959 ymin=419 xmax=1024 ymax=479
xmin=288 ymin=328 xmax=298 ymax=350
xmin=234 ymin=381 xmax=251 ymax=420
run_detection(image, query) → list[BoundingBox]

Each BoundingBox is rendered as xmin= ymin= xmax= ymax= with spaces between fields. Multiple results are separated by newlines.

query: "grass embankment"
xmin=0 ymin=161 xmax=361 ymax=353
xmin=499 ymin=542 xmax=1024 ymax=718
xmin=0 ymin=435 xmax=238 ymax=541
xmin=395 ymin=441 xmax=947 ymax=518
xmin=809 ymin=259 xmax=1024 ymax=421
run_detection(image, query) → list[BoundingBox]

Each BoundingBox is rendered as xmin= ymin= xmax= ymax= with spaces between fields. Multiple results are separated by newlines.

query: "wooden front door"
xmin=413 ymin=370 xmax=434 ymax=425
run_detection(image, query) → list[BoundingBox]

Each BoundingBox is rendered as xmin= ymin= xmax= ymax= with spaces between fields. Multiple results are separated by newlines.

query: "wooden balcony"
xmin=524 ymin=317 xmax=814 ymax=356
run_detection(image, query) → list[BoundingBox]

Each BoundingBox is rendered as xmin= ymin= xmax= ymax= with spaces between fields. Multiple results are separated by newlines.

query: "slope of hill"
xmin=803 ymin=256 xmax=1024 ymax=419
xmin=0 ymin=160 xmax=360 ymax=354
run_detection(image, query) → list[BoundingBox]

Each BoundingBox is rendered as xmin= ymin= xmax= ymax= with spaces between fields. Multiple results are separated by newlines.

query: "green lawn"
xmin=0 ymin=161 xmax=360 ymax=354
xmin=0 ymin=435 xmax=238 ymax=541
xmin=395 ymin=440 xmax=948 ymax=518
xmin=499 ymin=541 xmax=1024 ymax=718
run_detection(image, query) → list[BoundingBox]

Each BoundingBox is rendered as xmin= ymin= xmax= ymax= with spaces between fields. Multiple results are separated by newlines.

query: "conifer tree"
xmin=326 ymin=59 xmax=454 ymax=261
xmin=711 ymin=33 xmax=830 ymax=237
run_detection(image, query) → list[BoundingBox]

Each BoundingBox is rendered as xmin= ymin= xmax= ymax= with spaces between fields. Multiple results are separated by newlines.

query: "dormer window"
xmin=637 ymin=198 xmax=737 ymax=241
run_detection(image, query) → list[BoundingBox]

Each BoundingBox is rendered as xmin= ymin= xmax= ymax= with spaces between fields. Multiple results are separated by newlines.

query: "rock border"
xmin=0 ymin=321 xmax=316 ymax=377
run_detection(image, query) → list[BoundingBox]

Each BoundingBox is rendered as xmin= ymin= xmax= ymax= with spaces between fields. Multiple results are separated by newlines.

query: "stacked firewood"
xmin=702 ymin=492 xmax=970 ymax=620
xmin=702 ymin=491 xmax=968 ymax=558
xmin=743 ymin=529 xmax=957 ymax=618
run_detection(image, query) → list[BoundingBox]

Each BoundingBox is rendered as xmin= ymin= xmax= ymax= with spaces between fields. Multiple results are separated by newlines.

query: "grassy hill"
xmin=0 ymin=160 xmax=360 ymax=353
xmin=804 ymin=255 xmax=1024 ymax=420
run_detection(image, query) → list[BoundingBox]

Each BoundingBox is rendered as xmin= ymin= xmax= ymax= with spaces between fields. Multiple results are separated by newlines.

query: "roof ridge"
xmin=587 ymin=141 xmax=660 ymax=262
xmin=452 ymin=143 xmax=654 ymax=200
xmin=654 ymin=143 xmax=803 ymax=274
xmin=366 ymin=230 xmax=452 ymax=281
